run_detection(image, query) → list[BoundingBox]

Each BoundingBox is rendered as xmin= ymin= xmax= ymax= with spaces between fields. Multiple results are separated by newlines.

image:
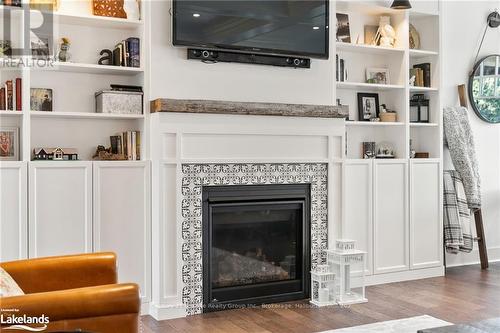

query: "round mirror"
xmin=468 ymin=54 xmax=500 ymax=123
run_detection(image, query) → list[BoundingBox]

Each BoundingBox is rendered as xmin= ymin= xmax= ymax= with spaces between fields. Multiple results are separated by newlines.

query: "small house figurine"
xmin=327 ymin=239 xmax=367 ymax=305
xmin=33 ymin=147 xmax=78 ymax=161
xmin=310 ymin=264 xmax=336 ymax=306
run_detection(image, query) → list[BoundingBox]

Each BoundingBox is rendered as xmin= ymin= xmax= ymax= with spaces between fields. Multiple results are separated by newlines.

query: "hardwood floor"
xmin=141 ymin=263 xmax=500 ymax=333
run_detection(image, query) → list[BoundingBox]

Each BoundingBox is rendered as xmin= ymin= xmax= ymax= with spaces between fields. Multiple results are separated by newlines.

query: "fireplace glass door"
xmin=203 ymin=184 xmax=310 ymax=311
xmin=211 ymin=202 xmax=301 ymax=289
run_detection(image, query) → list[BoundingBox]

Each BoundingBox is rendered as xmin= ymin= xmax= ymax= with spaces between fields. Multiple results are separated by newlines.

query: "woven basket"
xmin=379 ymin=112 xmax=397 ymax=122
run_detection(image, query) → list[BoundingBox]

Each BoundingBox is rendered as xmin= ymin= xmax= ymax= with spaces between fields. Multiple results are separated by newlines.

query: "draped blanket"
xmin=443 ymin=170 xmax=473 ymax=253
xmin=443 ymin=106 xmax=481 ymax=209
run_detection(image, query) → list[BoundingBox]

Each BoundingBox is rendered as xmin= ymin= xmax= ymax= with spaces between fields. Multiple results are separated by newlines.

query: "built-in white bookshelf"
xmin=334 ymin=1 xmax=441 ymax=160
xmin=0 ymin=2 xmax=149 ymax=162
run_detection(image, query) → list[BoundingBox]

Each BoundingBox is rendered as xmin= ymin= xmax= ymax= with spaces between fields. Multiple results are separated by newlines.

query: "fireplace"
xmin=202 ymin=184 xmax=311 ymax=311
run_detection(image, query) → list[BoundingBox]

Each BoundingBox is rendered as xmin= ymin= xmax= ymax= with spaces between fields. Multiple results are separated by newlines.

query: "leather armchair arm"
xmin=1 ymin=252 xmax=117 ymax=293
xmin=0 ymin=283 xmax=140 ymax=323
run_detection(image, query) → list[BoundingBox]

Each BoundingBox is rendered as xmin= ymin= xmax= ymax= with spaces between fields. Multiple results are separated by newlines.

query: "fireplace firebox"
xmin=202 ymin=184 xmax=311 ymax=312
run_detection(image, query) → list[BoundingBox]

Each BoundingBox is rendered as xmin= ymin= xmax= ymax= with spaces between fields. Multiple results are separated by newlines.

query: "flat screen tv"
xmin=172 ymin=0 xmax=329 ymax=59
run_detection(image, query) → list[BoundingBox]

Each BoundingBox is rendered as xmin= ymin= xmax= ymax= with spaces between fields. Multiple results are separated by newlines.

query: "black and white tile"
xmin=180 ymin=163 xmax=328 ymax=315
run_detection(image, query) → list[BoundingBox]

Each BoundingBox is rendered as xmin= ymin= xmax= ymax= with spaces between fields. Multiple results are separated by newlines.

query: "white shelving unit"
xmin=1 ymin=2 xmax=149 ymax=162
xmin=338 ymin=1 xmax=443 ymax=284
xmin=1 ymin=1 xmax=152 ymax=312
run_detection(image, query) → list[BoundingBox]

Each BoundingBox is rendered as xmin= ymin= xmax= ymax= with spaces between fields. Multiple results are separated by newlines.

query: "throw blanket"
xmin=443 ymin=171 xmax=473 ymax=253
xmin=443 ymin=106 xmax=481 ymax=209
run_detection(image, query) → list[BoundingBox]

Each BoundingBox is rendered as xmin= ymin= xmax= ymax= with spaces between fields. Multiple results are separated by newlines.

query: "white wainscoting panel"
xmin=29 ymin=161 xmax=92 ymax=258
xmin=0 ymin=162 xmax=27 ymax=262
xmin=410 ymin=159 xmax=442 ymax=269
xmin=373 ymin=159 xmax=409 ymax=274
xmin=342 ymin=160 xmax=373 ymax=275
xmin=92 ymin=161 xmax=151 ymax=303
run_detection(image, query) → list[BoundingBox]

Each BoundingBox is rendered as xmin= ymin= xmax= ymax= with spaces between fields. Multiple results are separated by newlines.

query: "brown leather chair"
xmin=1 ymin=252 xmax=140 ymax=333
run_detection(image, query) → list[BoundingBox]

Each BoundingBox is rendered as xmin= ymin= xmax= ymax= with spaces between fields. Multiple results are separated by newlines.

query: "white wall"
xmin=149 ymin=0 xmax=335 ymax=105
xmin=442 ymin=0 xmax=500 ymax=266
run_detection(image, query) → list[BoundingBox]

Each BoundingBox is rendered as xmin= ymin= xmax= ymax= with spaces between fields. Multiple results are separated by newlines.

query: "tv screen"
xmin=172 ymin=0 xmax=329 ymax=59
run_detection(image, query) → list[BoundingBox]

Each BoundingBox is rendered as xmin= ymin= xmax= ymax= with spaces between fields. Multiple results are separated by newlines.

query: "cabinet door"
xmin=342 ymin=160 xmax=372 ymax=275
xmin=1 ymin=162 xmax=27 ymax=261
xmin=410 ymin=160 xmax=442 ymax=269
xmin=373 ymin=160 xmax=409 ymax=274
xmin=93 ymin=161 xmax=151 ymax=303
xmin=29 ymin=161 xmax=92 ymax=258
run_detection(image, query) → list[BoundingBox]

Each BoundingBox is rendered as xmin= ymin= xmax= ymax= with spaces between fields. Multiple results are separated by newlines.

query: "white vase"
xmin=124 ymin=0 xmax=140 ymax=20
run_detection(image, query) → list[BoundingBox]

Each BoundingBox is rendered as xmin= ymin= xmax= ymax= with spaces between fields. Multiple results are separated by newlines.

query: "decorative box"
xmin=379 ymin=112 xmax=397 ymax=122
xmin=95 ymin=90 xmax=143 ymax=115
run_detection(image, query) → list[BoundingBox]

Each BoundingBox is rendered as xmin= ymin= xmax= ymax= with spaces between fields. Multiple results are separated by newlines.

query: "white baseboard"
xmin=445 ymin=246 xmax=500 ymax=268
xmin=149 ymin=303 xmax=187 ymax=320
xmin=365 ymin=266 xmax=445 ymax=286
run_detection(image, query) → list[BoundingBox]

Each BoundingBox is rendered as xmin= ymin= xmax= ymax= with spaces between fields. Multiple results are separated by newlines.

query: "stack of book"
xmin=336 ymin=55 xmax=347 ymax=82
xmin=410 ymin=63 xmax=431 ymax=87
xmin=110 ymin=131 xmax=141 ymax=160
xmin=0 ymin=78 xmax=22 ymax=111
xmin=112 ymin=37 xmax=140 ymax=68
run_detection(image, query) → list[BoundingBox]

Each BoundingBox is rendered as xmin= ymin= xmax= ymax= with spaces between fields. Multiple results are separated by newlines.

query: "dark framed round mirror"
xmin=468 ymin=54 xmax=500 ymax=123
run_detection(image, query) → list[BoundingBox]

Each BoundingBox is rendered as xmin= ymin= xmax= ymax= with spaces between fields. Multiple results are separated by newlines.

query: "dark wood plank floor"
xmin=141 ymin=263 xmax=500 ymax=333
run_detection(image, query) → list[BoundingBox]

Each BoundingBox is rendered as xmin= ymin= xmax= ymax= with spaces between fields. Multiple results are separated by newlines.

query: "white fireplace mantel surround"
xmin=149 ymin=112 xmax=345 ymax=319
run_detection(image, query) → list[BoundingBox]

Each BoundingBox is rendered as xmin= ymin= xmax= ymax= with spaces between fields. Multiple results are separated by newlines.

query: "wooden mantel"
xmin=151 ymin=98 xmax=349 ymax=118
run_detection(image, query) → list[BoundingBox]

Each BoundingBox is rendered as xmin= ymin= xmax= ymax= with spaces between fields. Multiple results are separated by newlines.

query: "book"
xmin=413 ymin=63 xmax=431 ymax=87
xmin=336 ymin=54 xmax=339 ymax=81
xmin=339 ymin=59 xmax=345 ymax=82
xmin=131 ymin=131 xmax=136 ymax=160
xmin=6 ymin=80 xmax=13 ymax=110
xmin=0 ymin=87 xmax=5 ymax=110
xmin=15 ymin=78 xmax=21 ymax=111
xmin=127 ymin=37 xmax=140 ymax=68
xmin=126 ymin=131 xmax=132 ymax=160
xmin=135 ymin=131 xmax=141 ymax=160
xmin=110 ymin=135 xmax=122 ymax=154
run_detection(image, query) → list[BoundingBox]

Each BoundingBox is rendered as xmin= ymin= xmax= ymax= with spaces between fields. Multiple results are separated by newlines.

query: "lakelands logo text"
xmin=1 ymin=313 xmax=49 ymax=331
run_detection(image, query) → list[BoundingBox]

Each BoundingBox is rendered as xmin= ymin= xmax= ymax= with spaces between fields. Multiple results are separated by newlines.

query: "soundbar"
xmin=187 ymin=48 xmax=311 ymax=69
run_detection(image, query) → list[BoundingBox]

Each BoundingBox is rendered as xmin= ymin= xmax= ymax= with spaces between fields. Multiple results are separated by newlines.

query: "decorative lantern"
xmin=410 ymin=94 xmax=430 ymax=123
xmin=327 ymin=240 xmax=367 ymax=305
xmin=310 ymin=264 xmax=336 ymax=306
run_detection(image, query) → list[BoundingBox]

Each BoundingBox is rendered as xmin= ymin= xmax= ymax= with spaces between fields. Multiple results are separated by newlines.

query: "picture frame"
xmin=357 ymin=93 xmax=380 ymax=121
xmin=30 ymin=88 xmax=53 ymax=111
xmin=30 ymin=34 xmax=53 ymax=59
xmin=0 ymin=127 xmax=20 ymax=161
xmin=336 ymin=13 xmax=351 ymax=43
xmin=366 ymin=68 xmax=390 ymax=85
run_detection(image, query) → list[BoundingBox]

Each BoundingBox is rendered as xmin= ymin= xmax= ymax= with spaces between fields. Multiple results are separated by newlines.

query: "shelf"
xmin=34 ymin=62 xmax=144 ymax=76
xmin=410 ymin=123 xmax=439 ymax=127
xmin=409 ymin=49 xmax=439 ymax=58
xmin=0 ymin=110 xmax=23 ymax=117
xmin=337 ymin=82 xmax=405 ymax=91
xmin=50 ymin=11 xmax=143 ymax=29
xmin=336 ymin=0 xmax=399 ymax=15
xmin=30 ymin=111 xmax=144 ymax=120
xmin=346 ymin=121 xmax=405 ymax=127
xmin=409 ymin=86 xmax=438 ymax=92
xmin=337 ymin=43 xmax=405 ymax=55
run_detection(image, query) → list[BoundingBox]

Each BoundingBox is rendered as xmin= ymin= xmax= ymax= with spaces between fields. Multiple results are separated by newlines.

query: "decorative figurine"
xmin=374 ymin=16 xmax=396 ymax=47
xmin=98 ymin=49 xmax=113 ymax=65
xmin=57 ymin=37 xmax=71 ymax=62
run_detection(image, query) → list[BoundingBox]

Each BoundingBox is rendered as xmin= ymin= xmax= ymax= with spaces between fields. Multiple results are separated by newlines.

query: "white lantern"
xmin=327 ymin=240 xmax=367 ymax=305
xmin=310 ymin=264 xmax=336 ymax=306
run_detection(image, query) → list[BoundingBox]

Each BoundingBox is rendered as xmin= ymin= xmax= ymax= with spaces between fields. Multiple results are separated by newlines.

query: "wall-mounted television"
xmin=172 ymin=0 xmax=329 ymax=59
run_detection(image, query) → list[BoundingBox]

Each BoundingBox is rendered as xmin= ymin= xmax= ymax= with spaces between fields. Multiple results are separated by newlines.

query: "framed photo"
xmin=357 ymin=93 xmax=380 ymax=121
xmin=0 ymin=127 xmax=20 ymax=161
xmin=30 ymin=35 xmax=53 ymax=59
xmin=366 ymin=68 xmax=390 ymax=85
xmin=336 ymin=13 xmax=351 ymax=43
xmin=31 ymin=88 xmax=53 ymax=111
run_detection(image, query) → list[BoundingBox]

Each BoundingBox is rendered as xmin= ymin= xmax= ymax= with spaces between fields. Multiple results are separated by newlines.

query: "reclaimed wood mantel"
xmin=151 ymin=98 xmax=349 ymax=118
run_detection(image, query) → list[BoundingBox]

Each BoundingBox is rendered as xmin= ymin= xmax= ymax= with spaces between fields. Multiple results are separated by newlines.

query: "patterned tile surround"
xmin=180 ymin=163 xmax=328 ymax=315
